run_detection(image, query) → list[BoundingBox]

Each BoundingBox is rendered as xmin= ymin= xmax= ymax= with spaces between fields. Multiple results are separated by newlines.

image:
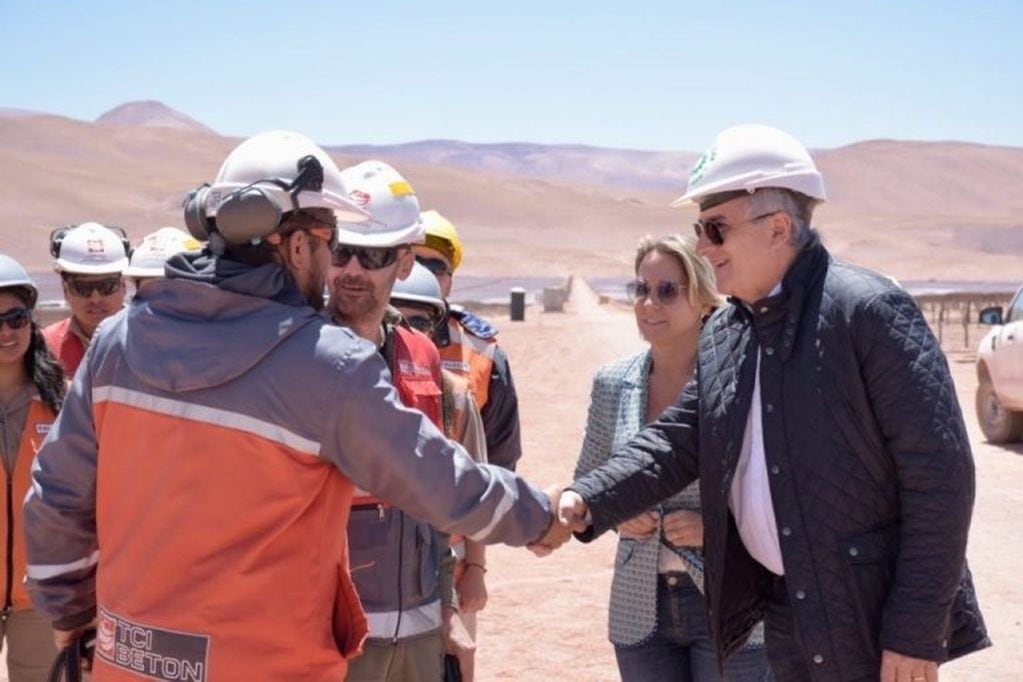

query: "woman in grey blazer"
xmin=575 ymin=235 xmax=770 ymax=681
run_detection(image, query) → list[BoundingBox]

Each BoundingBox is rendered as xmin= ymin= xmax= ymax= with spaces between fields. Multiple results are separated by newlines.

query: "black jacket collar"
xmin=729 ymin=234 xmax=830 ymax=361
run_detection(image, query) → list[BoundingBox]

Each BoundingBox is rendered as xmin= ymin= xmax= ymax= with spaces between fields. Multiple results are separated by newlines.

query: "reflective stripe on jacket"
xmin=350 ymin=325 xmax=446 ymax=640
xmin=5 ymin=398 xmax=53 ymax=611
xmin=439 ymin=316 xmax=496 ymax=410
xmin=42 ymin=317 xmax=86 ymax=378
xmin=24 ymin=259 xmax=553 ymax=681
xmin=89 ymin=382 xmax=365 ymax=680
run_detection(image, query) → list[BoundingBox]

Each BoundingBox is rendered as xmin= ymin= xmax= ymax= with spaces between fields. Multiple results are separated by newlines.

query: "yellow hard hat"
xmin=420 ymin=209 xmax=463 ymax=272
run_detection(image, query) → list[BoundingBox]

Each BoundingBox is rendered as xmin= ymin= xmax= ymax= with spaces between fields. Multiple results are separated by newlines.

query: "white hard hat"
xmin=0 ymin=253 xmax=38 ymax=307
xmin=124 ymin=227 xmax=203 ymax=278
xmin=673 ymin=124 xmax=826 ymax=208
xmin=337 ymin=161 xmax=425 ymax=247
xmin=51 ymin=222 xmax=130 ymax=274
xmin=183 ymin=130 xmax=368 ymax=246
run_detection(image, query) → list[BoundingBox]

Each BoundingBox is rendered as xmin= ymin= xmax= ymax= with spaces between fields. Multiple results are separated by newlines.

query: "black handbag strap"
xmin=47 ymin=630 xmax=94 ymax=682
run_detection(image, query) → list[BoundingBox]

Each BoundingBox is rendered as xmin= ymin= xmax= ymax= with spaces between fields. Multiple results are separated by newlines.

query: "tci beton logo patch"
xmin=97 ymin=608 xmax=210 ymax=681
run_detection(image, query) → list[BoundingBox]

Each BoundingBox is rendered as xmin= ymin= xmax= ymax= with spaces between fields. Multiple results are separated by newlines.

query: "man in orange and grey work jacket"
xmin=413 ymin=210 xmax=522 ymax=472
xmin=23 ymin=131 xmax=569 ymax=681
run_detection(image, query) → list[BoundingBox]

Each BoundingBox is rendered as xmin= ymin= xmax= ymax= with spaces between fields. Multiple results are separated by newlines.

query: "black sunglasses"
xmin=626 ymin=279 xmax=683 ymax=306
xmin=331 ymin=245 xmax=405 ymax=271
xmin=693 ymin=211 xmax=780 ymax=246
xmin=0 ymin=307 xmax=31 ymax=331
xmin=415 ymin=256 xmax=452 ymax=277
xmin=405 ymin=314 xmax=439 ymax=335
xmin=63 ymin=275 xmax=123 ymax=298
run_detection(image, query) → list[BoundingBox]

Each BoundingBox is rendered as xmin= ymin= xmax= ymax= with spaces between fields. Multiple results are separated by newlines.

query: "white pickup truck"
xmin=976 ymin=286 xmax=1023 ymax=442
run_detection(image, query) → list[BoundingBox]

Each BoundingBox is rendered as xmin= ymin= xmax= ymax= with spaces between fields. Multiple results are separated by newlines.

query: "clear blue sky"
xmin=2 ymin=0 xmax=1020 ymax=151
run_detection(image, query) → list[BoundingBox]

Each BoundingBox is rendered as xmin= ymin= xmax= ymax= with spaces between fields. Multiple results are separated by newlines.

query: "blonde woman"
xmin=575 ymin=235 xmax=770 ymax=681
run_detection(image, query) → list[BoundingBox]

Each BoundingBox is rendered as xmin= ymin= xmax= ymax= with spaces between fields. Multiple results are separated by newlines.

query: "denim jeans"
xmin=615 ymin=573 xmax=773 ymax=682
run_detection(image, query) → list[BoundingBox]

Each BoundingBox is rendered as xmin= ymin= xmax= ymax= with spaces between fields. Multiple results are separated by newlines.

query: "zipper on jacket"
xmin=1 ymin=413 xmax=11 ymax=621
xmin=392 ymin=509 xmax=405 ymax=643
xmin=3 ymin=465 xmax=12 ymax=620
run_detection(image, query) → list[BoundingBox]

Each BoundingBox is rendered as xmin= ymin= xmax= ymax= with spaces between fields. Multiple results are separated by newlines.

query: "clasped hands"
xmin=527 ymin=486 xmax=704 ymax=557
xmin=526 ymin=486 xmax=591 ymax=557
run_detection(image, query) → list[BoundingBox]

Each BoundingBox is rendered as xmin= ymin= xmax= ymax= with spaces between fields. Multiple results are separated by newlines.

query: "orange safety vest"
xmin=90 ymin=395 xmax=367 ymax=680
xmin=351 ymin=326 xmax=443 ymax=508
xmin=4 ymin=398 xmax=54 ymax=612
xmin=438 ymin=317 xmax=497 ymax=411
xmin=42 ymin=317 xmax=87 ymax=377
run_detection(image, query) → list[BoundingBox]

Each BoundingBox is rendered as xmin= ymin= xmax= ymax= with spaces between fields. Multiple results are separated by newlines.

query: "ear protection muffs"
xmin=182 ymin=155 xmax=326 ymax=246
xmin=48 ymin=224 xmax=132 ymax=259
xmin=182 ymin=184 xmax=214 ymax=241
xmin=106 ymin=225 xmax=133 ymax=259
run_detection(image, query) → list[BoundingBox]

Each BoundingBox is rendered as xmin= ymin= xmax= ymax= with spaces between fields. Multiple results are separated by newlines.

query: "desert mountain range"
xmin=1 ymin=101 xmax=1020 ymax=281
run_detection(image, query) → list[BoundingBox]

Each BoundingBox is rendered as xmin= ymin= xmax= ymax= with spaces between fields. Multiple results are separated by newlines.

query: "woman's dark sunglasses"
xmin=693 ymin=211 xmax=780 ymax=246
xmin=415 ymin=256 xmax=452 ymax=277
xmin=0 ymin=307 xmax=31 ymax=331
xmin=626 ymin=279 xmax=683 ymax=306
xmin=63 ymin=275 xmax=123 ymax=298
xmin=331 ymin=245 xmax=405 ymax=270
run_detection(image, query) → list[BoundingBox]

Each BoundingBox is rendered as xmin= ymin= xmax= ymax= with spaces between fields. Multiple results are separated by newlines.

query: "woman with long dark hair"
xmin=0 ymin=253 xmax=64 ymax=679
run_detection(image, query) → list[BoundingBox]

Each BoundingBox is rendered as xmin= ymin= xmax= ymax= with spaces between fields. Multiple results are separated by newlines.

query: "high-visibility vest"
xmin=351 ymin=326 xmax=443 ymax=507
xmin=4 ymin=398 xmax=54 ymax=611
xmin=438 ymin=314 xmax=497 ymax=410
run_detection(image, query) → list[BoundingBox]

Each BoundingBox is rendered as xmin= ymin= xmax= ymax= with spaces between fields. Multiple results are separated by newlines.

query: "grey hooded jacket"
xmin=23 ymin=252 xmax=553 ymax=633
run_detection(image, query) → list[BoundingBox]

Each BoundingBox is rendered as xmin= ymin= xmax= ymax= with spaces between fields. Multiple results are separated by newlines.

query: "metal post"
xmin=510 ymin=287 xmax=526 ymax=321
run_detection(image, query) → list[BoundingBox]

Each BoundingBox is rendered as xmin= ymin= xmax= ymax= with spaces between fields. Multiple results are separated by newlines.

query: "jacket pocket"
xmin=414 ymin=521 xmax=440 ymax=601
xmin=839 ymin=522 xmax=899 ymax=659
xmin=334 ymin=564 xmax=369 ymax=660
xmin=614 ymin=538 xmax=637 ymax=568
xmin=347 ymin=506 xmax=399 ymax=608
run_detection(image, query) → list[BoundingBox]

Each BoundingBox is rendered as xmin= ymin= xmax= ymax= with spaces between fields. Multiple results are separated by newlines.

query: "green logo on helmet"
xmin=689 ymin=146 xmax=717 ymax=186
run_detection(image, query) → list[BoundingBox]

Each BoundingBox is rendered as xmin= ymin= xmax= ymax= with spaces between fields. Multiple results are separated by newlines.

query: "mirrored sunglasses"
xmin=626 ymin=279 xmax=683 ymax=306
xmin=64 ymin=276 xmax=122 ymax=298
xmin=0 ymin=307 xmax=31 ymax=331
xmin=331 ymin=245 xmax=403 ymax=271
xmin=415 ymin=256 xmax=453 ymax=277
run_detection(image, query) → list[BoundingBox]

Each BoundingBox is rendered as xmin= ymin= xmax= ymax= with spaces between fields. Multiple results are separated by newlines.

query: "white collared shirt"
xmin=728 ymin=283 xmax=785 ymax=576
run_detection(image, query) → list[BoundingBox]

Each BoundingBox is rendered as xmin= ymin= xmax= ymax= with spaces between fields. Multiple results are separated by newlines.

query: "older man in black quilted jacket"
xmin=558 ymin=126 xmax=989 ymax=682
